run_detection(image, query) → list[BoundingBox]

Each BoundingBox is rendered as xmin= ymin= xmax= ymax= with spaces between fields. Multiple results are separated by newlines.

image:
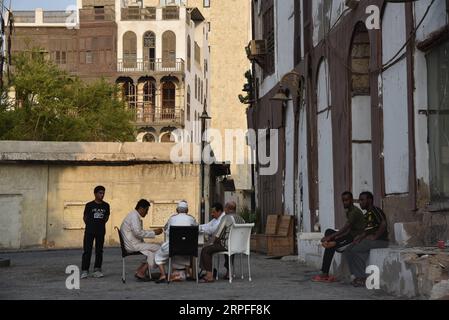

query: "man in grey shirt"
xmin=199 ymin=201 xmax=245 ymax=283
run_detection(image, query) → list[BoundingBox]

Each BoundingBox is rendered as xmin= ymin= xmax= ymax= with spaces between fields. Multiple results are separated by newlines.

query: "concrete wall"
xmin=0 ymin=142 xmax=201 ymax=249
xmin=284 ymin=99 xmax=295 ymax=216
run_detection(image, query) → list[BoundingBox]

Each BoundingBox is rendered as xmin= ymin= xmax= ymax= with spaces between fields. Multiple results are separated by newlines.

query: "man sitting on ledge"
xmin=344 ymin=191 xmax=389 ymax=287
xmin=312 ymin=191 xmax=366 ymax=283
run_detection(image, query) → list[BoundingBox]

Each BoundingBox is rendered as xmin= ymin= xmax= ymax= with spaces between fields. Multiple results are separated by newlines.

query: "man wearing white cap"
xmin=154 ymin=200 xmax=198 ymax=283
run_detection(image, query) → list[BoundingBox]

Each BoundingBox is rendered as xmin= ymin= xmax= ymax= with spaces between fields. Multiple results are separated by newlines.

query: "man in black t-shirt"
xmin=343 ymin=191 xmax=389 ymax=287
xmin=81 ymin=186 xmax=110 ymax=279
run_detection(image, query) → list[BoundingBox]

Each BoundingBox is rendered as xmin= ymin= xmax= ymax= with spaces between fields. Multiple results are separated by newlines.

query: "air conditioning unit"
xmin=248 ymin=40 xmax=267 ymax=56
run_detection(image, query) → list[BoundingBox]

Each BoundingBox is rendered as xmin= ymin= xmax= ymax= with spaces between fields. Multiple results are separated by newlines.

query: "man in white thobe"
xmin=154 ymin=201 xmax=197 ymax=283
xmin=120 ymin=199 xmax=163 ymax=280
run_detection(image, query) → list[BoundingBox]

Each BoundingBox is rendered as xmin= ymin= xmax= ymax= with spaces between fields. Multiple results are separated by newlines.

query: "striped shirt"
xmin=213 ymin=213 xmax=246 ymax=248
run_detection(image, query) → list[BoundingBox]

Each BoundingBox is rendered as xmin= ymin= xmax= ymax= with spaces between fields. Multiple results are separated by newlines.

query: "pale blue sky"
xmin=11 ymin=0 xmax=76 ymax=10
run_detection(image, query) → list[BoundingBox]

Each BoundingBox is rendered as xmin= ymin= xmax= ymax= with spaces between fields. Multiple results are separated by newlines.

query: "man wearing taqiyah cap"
xmin=154 ymin=200 xmax=198 ymax=283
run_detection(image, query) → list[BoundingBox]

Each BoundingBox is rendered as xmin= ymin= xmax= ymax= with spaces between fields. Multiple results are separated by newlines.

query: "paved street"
xmin=0 ymin=248 xmax=399 ymax=300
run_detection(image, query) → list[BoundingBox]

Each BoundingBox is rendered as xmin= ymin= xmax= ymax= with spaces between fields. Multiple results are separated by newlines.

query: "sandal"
xmin=135 ymin=274 xmax=151 ymax=282
xmin=351 ymin=278 xmax=366 ymax=287
xmin=311 ymin=274 xmax=337 ymax=283
xmin=155 ymin=277 xmax=167 ymax=284
xmin=199 ymin=277 xmax=215 ymax=283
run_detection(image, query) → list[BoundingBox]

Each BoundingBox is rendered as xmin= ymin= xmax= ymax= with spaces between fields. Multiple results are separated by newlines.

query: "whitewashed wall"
xmin=381 ymin=3 xmax=409 ymax=195
xmin=352 ymin=96 xmax=373 ymax=197
xmin=317 ymin=59 xmax=335 ymax=231
xmin=298 ymin=99 xmax=310 ymax=232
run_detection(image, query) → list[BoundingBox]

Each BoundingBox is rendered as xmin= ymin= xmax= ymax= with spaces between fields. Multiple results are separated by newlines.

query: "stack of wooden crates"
xmin=253 ymin=215 xmax=295 ymax=256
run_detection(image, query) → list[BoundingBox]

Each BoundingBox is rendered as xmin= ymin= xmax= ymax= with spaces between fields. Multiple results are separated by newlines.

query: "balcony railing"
xmin=117 ymin=58 xmax=185 ymax=73
xmin=12 ymin=11 xmax=36 ymax=23
xmin=79 ymin=8 xmax=115 ymax=22
xmin=43 ymin=11 xmax=73 ymax=23
xmin=121 ymin=7 xmax=156 ymax=20
xmin=131 ymin=103 xmax=184 ymax=126
xmin=162 ymin=6 xmax=179 ymax=20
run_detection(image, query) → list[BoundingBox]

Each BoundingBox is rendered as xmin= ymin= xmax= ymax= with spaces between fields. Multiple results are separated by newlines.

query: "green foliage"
xmin=239 ymin=206 xmax=258 ymax=233
xmin=0 ymin=49 xmax=135 ymax=142
xmin=238 ymin=70 xmax=254 ymax=105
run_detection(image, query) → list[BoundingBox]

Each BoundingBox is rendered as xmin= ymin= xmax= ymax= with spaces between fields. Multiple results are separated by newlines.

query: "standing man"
xmin=344 ymin=191 xmax=389 ymax=287
xmin=81 ymin=186 xmax=110 ymax=279
xmin=120 ymin=199 xmax=163 ymax=281
xmin=312 ymin=191 xmax=366 ymax=283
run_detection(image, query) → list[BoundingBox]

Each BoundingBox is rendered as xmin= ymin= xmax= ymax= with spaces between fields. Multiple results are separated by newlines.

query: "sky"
xmin=10 ymin=0 xmax=77 ymax=10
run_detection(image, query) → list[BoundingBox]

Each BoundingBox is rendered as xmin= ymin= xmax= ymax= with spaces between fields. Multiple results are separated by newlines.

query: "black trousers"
xmin=81 ymin=231 xmax=105 ymax=272
xmin=321 ymin=229 xmax=353 ymax=274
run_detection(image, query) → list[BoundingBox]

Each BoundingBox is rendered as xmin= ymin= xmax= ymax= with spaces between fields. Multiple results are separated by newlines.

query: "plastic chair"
xmin=168 ymin=226 xmax=199 ymax=284
xmin=213 ymin=223 xmax=254 ymax=283
xmin=115 ymin=226 xmax=149 ymax=283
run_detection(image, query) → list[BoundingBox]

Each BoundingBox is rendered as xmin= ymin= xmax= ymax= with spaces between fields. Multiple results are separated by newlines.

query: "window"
xmin=195 ymin=75 xmax=198 ymax=100
xmin=262 ymin=4 xmax=275 ymax=77
xmin=162 ymin=31 xmax=176 ymax=68
xmin=94 ymin=6 xmax=105 ymax=20
xmin=194 ymin=42 xmax=201 ymax=64
xmin=427 ymin=40 xmax=449 ymax=202
xmin=162 ymin=82 xmax=176 ymax=119
xmin=203 ymin=0 xmax=210 ymax=8
xmin=55 ymin=51 xmax=67 ymax=64
xmin=86 ymin=51 xmax=93 ymax=64
xmin=187 ymin=86 xmax=191 ymax=121
xmin=187 ymin=36 xmax=191 ymax=72
xmin=143 ymin=31 xmax=156 ymax=70
xmin=123 ymin=31 xmax=137 ymax=67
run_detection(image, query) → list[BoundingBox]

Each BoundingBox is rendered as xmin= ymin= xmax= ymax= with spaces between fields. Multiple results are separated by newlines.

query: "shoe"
xmin=81 ymin=271 xmax=89 ymax=279
xmin=311 ymin=274 xmax=337 ymax=283
xmin=135 ymin=274 xmax=151 ymax=282
xmin=155 ymin=278 xmax=167 ymax=284
xmin=92 ymin=270 xmax=104 ymax=278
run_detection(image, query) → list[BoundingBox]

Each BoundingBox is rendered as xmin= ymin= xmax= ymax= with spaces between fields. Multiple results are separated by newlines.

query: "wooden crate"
xmin=254 ymin=214 xmax=279 ymax=254
xmin=266 ymin=215 xmax=295 ymax=256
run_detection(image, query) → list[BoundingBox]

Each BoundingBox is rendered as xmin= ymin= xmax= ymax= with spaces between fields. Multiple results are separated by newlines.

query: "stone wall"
xmin=0 ymin=141 xmax=201 ymax=249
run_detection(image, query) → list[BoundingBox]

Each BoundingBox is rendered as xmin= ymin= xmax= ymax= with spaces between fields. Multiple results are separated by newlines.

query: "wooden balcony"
xmin=79 ymin=8 xmax=115 ymax=22
xmin=117 ymin=58 xmax=185 ymax=74
xmin=121 ymin=7 xmax=156 ymax=20
xmin=132 ymin=103 xmax=184 ymax=127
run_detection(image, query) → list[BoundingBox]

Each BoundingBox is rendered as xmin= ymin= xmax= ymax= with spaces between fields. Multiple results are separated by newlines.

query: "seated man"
xmin=154 ymin=201 xmax=198 ymax=283
xmin=344 ymin=191 xmax=389 ymax=287
xmin=312 ymin=191 xmax=366 ymax=283
xmin=120 ymin=199 xmax=163 ymax=281
xmin=199 ymin=201 xmax=245 ymax=283
xmin=199 ymin=202 xmax=225 ymax=237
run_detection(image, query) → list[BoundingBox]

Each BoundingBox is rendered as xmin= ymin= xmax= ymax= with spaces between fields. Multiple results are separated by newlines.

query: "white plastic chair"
xmin=212 ymin=223 xmax=254 ymax=283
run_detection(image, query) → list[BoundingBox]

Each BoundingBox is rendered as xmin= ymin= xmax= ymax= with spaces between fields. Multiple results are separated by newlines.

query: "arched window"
xmin=161 ymin=81 xmax=176 ymax=119
xmin=187 ymin=85 xmax=191 ymax=121
xmin=187 ymin=35 xmax=191 ymax=72
xmin=162 ymin=31 xmax=176 ymax=68
xmin=123 ymin=31 xmax=137 ymax=68
xmin=143 ymin=31 xmax=156 ymax=71
xmin=143 ymin=79 xmax=156 ymax=122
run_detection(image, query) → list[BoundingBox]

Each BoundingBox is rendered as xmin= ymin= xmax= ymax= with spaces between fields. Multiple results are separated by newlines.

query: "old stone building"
xmin=7 ymin=0 xmax=210 ymax=144
xmin=247 ymin=0 xmax=449 ymax=297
